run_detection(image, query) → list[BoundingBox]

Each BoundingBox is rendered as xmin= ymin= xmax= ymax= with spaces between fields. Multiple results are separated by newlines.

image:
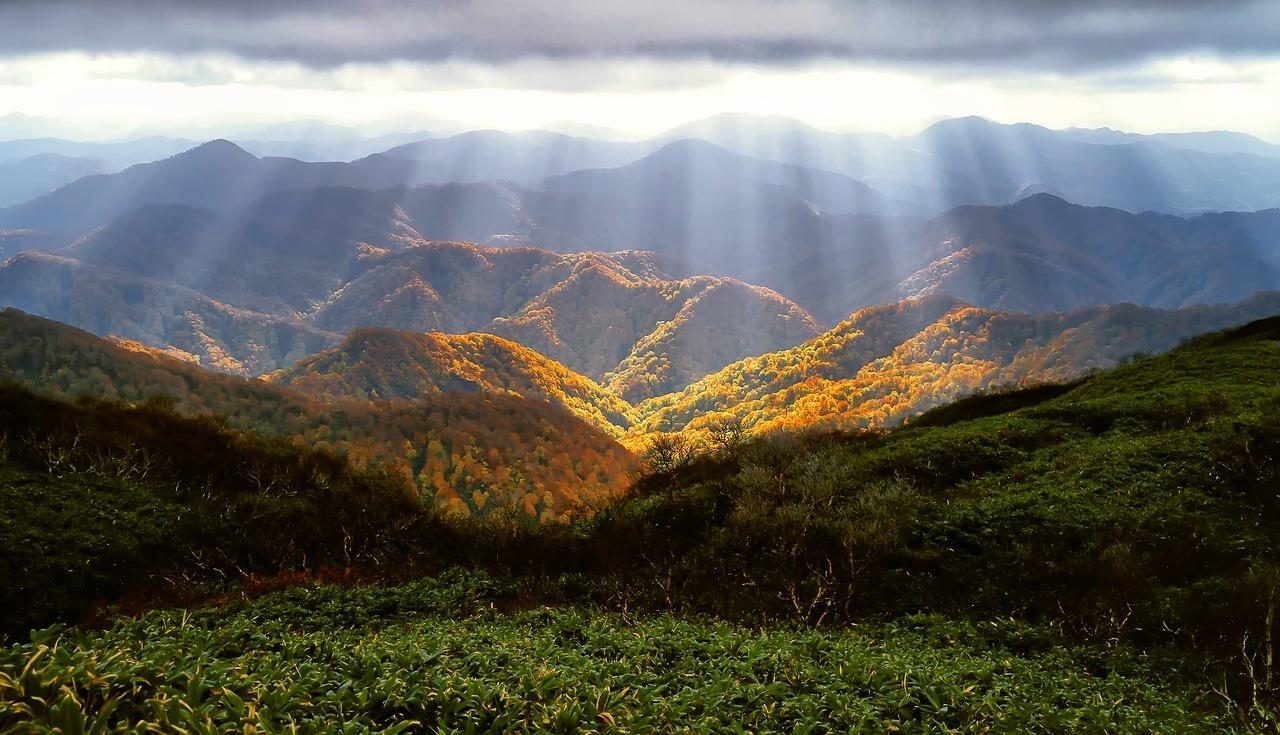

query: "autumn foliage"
xmin=0 ymin=309 xmax=634 ymax=519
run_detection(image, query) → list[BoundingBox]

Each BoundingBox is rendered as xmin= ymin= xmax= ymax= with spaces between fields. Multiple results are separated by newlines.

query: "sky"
xmin=0 ymin=0 xmax=1278 ymax=141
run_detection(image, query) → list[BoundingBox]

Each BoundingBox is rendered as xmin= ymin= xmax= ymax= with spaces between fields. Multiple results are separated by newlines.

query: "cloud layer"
xmin=1 ymin=0 xmax=1275 ymax=71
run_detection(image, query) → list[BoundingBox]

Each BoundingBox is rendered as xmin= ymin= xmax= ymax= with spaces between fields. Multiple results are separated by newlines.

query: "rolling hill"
xmin=884 ymin=193 xmax=1280 ymax=313
xmin=54 ymin=185 xmax=528 ymax=314
xmin=0 ymin=308 xmax=635 ymax=518
xmin=633 ymin=291 xmax=1280 ymax=438
xmin=0 ymin=250 xmax=341 ymax=374
xmin=269 ymin=328 xmax=637 ymax=436
xmin=307 ymin=242 xmax=820 ymax=398
xmin=7 ymin=229 xmax=1280 ymax=453
xmin=0 ymin=229 xmax=57 ymax=260
xmin=589 ymin=312 xmax=1280 ymax=701
xmin=728 ymin=193 xmax=1280 ymax=322
xmin=4 ymin=308 xmax=1279 ymax=732
xmin=3 ymin=130 xmax=1280 ymax=422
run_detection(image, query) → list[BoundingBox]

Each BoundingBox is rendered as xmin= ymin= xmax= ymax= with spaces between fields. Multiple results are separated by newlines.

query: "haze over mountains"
xmin=0 ymin=234 xmax=819 ymax=390
xmin=3 ymin=113 xmax=1280 ymax=457
xmin=3 ymin=151 xmax=1278 ymax=326
xmin=0 ymin=154 xmax=112 ymax=208
xmin=7 ymin=114 xmax=1280 ymax=231
xmin=4 ymin=116 xmax=1280 ymax=318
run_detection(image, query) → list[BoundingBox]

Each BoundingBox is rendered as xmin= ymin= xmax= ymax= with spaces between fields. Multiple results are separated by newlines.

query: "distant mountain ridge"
xmin=525 ymin=186 xmax=1280 ymax=323
xmin=5 ymin=131 xmax=1280 ymax=321
xmin=655 ymin=113 xmax=1280 ymax=213
xmin=0 ymin=154 xmax=112 ymax=208
xmin=6 ymin=114 xmax=1280 ymax=231
xmin=0 ymin=140 xmax=443 ymax=237
xmin=1058 ymin=125 xmax=1280 ymax=158
xmin=374 ymin=129 xmax=654 ymax=185
xmin=0 ymin=232 xmax=820 ymax=392
xmin=4 ymin=173 xmax=1280 ymax=377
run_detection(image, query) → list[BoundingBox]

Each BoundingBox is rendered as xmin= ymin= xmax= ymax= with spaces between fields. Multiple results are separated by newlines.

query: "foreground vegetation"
xmin=3 ymin=315 xmax=1280 ymax=728
xmin=0 ymin=384 xmax=429 ymax=638
xmin=0 ymin=575 xmax=1240 ymax=733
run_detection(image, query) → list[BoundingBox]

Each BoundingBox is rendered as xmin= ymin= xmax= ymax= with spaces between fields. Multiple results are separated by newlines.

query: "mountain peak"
xmin=922 ymin=115 xmax=998 ymax=133
xmin=1010 ymin=192 xmax=1075 ymax=211
xmin=175 ymin=139 xmax=256 ymax=162
xmin=918 ymin=116 xmax=1060 ymax=141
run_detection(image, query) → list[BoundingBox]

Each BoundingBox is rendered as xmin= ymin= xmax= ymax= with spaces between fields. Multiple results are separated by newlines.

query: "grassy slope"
xmin=580 ymin=318 xmax=1280 ymax=673
xmin=0 ymin=575 xmax=1237 ymax=733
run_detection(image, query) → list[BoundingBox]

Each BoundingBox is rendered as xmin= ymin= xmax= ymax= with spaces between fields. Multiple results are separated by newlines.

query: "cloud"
xmin=0 ymin=0 xmax=1275 ymax=73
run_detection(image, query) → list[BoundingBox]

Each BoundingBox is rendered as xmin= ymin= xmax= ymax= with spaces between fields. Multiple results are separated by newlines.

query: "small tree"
xmin=704 ymin=416 xmax=746 ymax=457
xmin=641 ymin=433 xmax=699 ymax=476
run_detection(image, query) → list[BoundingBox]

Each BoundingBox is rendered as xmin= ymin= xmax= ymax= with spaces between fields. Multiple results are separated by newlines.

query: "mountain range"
xmin=0 ymin=154 xmax=113 ymax=208
xmin=0 ymin=235 xmax=818 ymax=392
xmin=7 ymin=114 xmax=1280 ymax=231
xmin=5 ymin=279 xmax=1278 ymax=505
xmin=3 ymin=115 xmax=1280 ymax=480
xmin=658 ymin=114 xmax=1280 ymax=213
xmin=4 ymin=130 xmax=1280 ymax=326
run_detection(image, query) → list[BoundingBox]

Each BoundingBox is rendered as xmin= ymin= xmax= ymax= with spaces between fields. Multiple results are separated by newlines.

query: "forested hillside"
xmin=270 ymin=328 xmax=637 ymax=435
xmin=0 ymin=383 xmax=423 ymax=637
xmin=634 ymin=291 xmax=1280 ymax=438
xmin=0 ymin=309 xmax=634 ymax=518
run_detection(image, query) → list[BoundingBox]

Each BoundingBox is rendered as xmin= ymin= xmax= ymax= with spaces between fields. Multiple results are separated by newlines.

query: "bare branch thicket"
xmin=704 ymin=416 xmax=746 ymax=458
xmin=640 ymin=433 xmax=701 ymax=477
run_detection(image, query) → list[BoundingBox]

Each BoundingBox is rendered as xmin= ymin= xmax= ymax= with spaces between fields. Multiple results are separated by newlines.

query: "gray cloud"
xmin=0 ymin=0 xmax=1275 ymax=72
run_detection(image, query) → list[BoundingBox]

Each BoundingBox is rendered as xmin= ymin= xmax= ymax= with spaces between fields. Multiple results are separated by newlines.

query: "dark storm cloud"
xmin=0 ymin=0 xmax=1276 ymax=71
